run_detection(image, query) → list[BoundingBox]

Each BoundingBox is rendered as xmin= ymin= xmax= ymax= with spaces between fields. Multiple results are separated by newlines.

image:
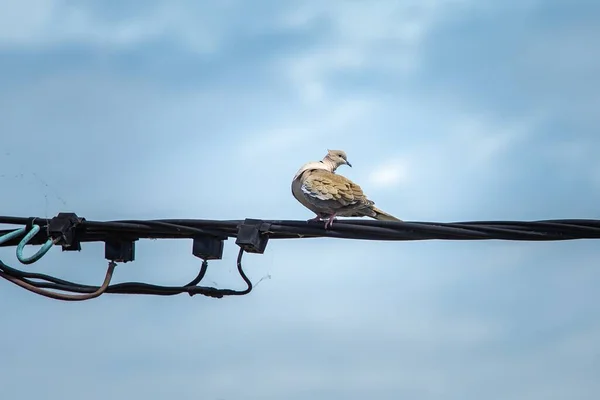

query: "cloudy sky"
xmin=1 ymin=0 xmax=600 ymax=399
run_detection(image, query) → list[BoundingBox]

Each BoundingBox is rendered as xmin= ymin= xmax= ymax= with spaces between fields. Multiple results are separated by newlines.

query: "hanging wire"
xmin=0 ymin=261 xmax=117 ymax=301
xmin=15 ymin=224 xmax=56 ymax=264
xmin=0 ymin=248 xmax=251 ymax=301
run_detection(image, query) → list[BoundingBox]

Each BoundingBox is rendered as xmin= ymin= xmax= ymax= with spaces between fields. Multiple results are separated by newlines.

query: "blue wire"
xmin=16 ymin=224 xmax=54 ymax=265
xmin=0 ymin=227 xmax=27 ymax=246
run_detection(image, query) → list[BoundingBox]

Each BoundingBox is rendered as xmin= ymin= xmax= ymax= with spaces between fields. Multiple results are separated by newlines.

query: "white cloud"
xmin=368 ymin=159 xmax=409 ymax=188
xmin=450 ymin=113 xmax=540 ymax=165
xmin=234 ymin=98 xmax=377 ymax=160
xmin=278 ymin=0 xmax=473 ymax=104
xmin=0 ymin=1 xmax=221 ymax=52
xmin=298 ymin=80 xmax=326 ymax=103
xmin=0 ymin=0 xmax=57 ymax=44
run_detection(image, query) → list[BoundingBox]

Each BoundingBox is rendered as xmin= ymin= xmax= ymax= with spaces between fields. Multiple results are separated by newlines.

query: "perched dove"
xmin=291 ymin=149 xmax=401 ymax=228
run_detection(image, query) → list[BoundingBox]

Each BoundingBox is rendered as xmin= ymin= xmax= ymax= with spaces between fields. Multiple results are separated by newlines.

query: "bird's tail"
xmin=371 ymin=206 xmax=402 ymax=222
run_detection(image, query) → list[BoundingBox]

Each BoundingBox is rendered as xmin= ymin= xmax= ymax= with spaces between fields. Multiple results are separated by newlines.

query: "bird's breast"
xmin=292 ymin=176 xmax=319 ymax=213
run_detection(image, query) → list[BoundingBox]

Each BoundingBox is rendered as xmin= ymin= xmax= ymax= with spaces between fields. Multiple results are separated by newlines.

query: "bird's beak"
xmin=346 ymin=160 xmax=352 ymax=167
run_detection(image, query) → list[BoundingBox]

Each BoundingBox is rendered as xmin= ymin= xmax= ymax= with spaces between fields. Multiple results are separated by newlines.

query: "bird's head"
xmin=324 ymin=149 xmax=352 ymax=170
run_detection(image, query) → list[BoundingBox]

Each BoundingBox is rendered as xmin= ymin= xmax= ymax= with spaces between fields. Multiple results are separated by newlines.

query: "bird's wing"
xmin=300 ymin=169 xmax=373 ymax=213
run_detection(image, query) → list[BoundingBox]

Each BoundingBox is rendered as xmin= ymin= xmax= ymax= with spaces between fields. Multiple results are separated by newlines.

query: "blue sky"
xmin=1 ymin=0 xmax=600 ymax=399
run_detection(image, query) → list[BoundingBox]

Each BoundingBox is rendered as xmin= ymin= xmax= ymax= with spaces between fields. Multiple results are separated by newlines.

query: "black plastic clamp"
xmin=235 ymin=219 xmax=270 ymax=254
xmin=192 ymin=235 xmax=225 ymax=260
xmin=48 ymin=212 xmax=85 ymax=251
xmin=104 ymin=238 xmax=136 ymax=263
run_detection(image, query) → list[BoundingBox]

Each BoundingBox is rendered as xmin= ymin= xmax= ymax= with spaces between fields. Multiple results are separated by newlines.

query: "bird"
xmin=291 ymin=149 xmax=401 ymax=228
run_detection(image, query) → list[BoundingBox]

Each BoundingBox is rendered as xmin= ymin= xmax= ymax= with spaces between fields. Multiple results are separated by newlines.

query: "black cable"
xmin=3 ymin=213 xmax=600 ymax=301
xmin=5 ymin=216 xmax=600 ymax=246
xmin=0 ymin=261 xmax=117 ymax=301
xmin=0 ymin=250 xmax=252 ymax=300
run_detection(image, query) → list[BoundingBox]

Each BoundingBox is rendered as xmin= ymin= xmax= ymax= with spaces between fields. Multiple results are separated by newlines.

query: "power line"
xmin=3 ymin=213 xmax=600 ymax=245
xmin=1 ymin=212 xmax=600 ymax=301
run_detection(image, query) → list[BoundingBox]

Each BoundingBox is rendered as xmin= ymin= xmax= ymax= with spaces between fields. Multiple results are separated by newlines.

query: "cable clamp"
xmin=235 ymin=219 xmax=270 ymax=254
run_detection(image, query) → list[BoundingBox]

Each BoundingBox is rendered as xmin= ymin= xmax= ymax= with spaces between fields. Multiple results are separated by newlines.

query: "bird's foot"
xmin=324 ymin=214 xmax=337 ymax=229
xmin=307 ymin=215 xmax=323 ymax=223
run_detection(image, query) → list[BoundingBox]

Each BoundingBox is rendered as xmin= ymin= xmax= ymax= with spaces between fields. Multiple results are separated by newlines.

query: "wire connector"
xmin=235 ymin=219 xmax=270 ymax=254
xmin=48 ymin=212 xmax=84 ymax=251
xmin=104 ymin=239 xmax=136 ymax=263
xmin=192 ymin=236 xmax=224 ymax=260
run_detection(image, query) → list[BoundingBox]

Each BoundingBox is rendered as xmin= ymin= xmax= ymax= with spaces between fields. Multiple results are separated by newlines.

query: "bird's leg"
xmin=324 ymin=213 xmax=337 ymax=229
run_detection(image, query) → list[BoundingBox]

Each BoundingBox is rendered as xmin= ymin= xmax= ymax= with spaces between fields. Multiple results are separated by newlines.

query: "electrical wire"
xmin=3 ymin=217 xmax=600 ymax=245
xmin=2 ymin=213 xmax=600 ymax=301
xmin=0 ymin=261 xmax=117 ymax=301
xmin=0 ymin=248 xmax=250 ymax=301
